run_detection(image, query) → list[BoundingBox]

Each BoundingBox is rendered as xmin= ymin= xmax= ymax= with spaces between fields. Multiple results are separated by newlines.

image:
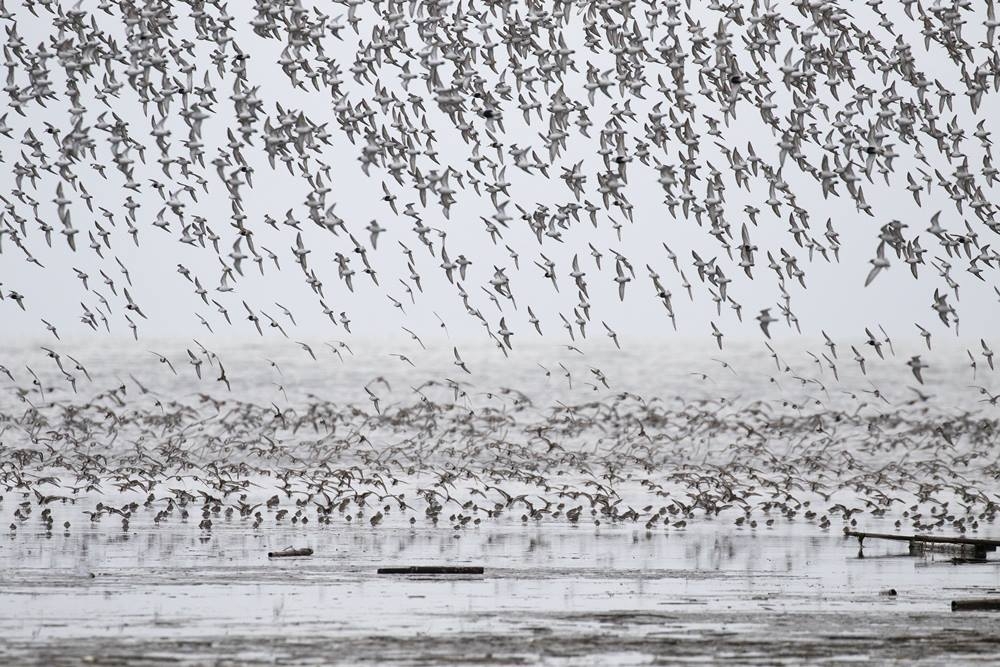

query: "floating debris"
xmin=951 ymin=599 xmax=1000 ymax=612
xmin=267 ymin=548 xmax=314 ymax=558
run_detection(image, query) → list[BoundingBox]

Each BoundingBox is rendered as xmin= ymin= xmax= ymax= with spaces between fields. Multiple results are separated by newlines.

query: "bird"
xmin=864 ymin=242 xmax=890 ymax=287
xmin=453 ymin=347 xmax=470 ymax=374
xmin=710 ymin=322 xmax=723 ymax=350
xmin=601 ymin=321 xmax=620 ymax=350
xmin=916 ymin=324 xmax=932 ymax=350
xmin=864 ymin=328 xmax=885 ymax=359
xmin=148 ymin=351 xmax=177 ymax=374
xmin=907 ymin=356 xmax=928 ymax=385
xmin=757 ymin=309 xmax=778 ymax=339
xmin=613 ymin=262 xmax=631 ymax=301
xmin=851 ymin=347 xmax=867 ymax=376
xmin=187 ymin=349 xmax=203 ymax=379
xmin=41 ymin=319 xmax=59 ymax=340
xmin=365 ymin=387 xmax=381 ymax=414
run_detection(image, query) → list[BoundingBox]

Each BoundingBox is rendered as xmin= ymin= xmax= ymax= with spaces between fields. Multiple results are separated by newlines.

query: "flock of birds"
xmin=1 ymin=376 xmax=998 ymax=538
xmin=1 ymin=0 xmax=1000 ymax=538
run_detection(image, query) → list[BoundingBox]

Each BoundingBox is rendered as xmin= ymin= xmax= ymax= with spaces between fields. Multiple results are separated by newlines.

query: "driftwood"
xmin=952 ymin=599 xmax=1000 ymax=612
xmin=267 ymin=547 xmax=314 ymax=558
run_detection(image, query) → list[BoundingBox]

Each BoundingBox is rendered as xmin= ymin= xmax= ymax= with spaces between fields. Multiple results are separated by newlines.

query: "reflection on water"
xmin=2 ymin=522 xmax=999 ymax=665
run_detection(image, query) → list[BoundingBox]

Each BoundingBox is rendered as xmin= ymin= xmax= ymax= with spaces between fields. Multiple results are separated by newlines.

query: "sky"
xmin=0 ymin=0 xmax=998 ymax=356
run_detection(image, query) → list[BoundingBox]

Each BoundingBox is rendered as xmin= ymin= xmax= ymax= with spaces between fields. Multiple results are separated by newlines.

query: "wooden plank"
xmin=377 ymin=566 xmax=484 ymax=575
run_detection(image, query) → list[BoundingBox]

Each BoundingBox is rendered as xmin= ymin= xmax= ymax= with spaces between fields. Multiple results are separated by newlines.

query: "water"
xmin=2 ymin=525 xmax=999 ymax=665
xmin=0 ymin=339 xmax=998 ymax=664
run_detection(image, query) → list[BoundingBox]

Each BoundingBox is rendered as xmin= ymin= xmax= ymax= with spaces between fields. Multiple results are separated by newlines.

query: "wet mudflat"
xmin=2 ymin=523 xmax=999 ymax=666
